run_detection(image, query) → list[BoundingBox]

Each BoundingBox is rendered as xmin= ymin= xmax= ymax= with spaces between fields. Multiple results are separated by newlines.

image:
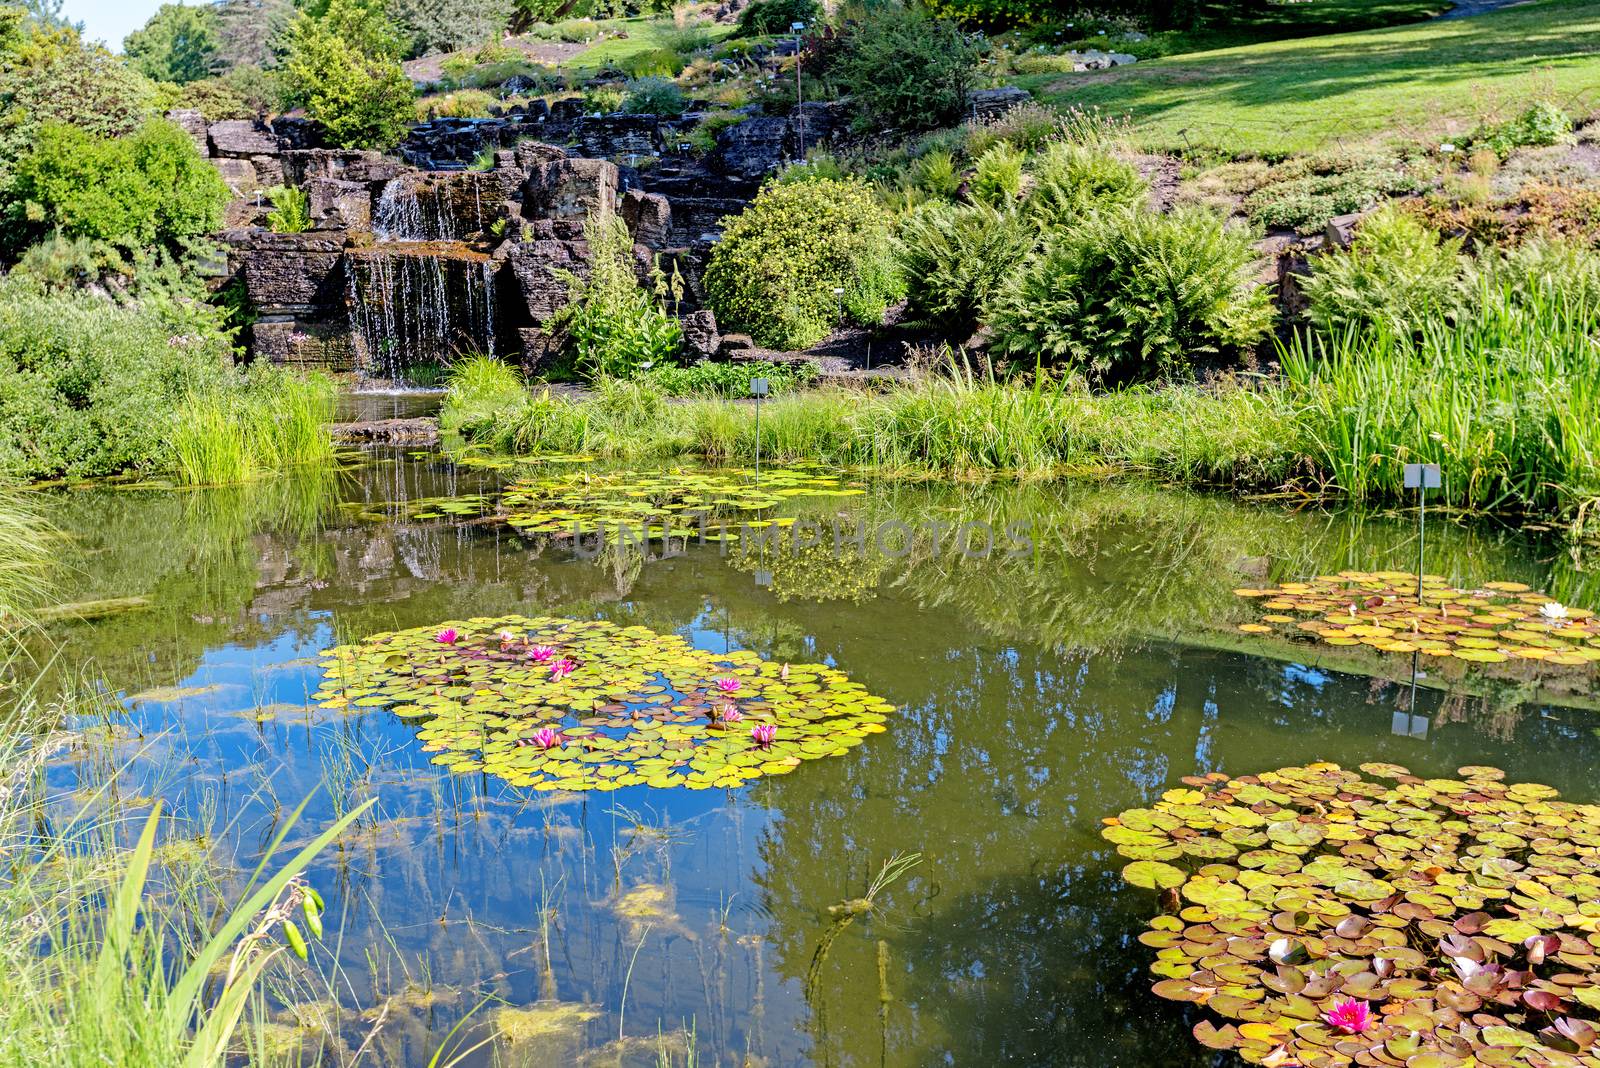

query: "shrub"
xmin=990 ymin=207 xmax=1274 ymax=383
xmin=1024 ymin=143 xmax=1148 ymax=228
xmin=547 ymin=209 xmax=682 ymax=379
xmin=685 ymin=110 xmax=746 ymax=154
xmin=703 ymin=178 xmax=894 ymax=350
xmin=894 ymin=200 xmax=1034 ymax=333
xmin=416 ymin=88 xmax=497 ymax=119
xmin=390 ymin=0 xmax=513 ymax=56
xmin=970 ymin=142 xmax=1024 ymax=205
xmin=265 ymin=186 xmax=311 ymax=233
xmin=1301 ymin=205 xmax=1468 ymax=336
xmin=280 ymin=0 xmax=415 ymax=150
xmin=912 ymin=148 xmax=961 ymax=199
xmin=11 ymin=119 xmax=230 ymax=254
xmin=0 ymin=277 xmax=236 ymax=479
xmin=166 ymin=76 xmax=257 ymax=121
xmin=834 ymin=7 xmax=976 ymax=131
xmin=1244 ymin=163 xmax=1423 ymax=235
xmin=735 ymin=0 xmax=819 ymax=37
xmin=1469 ymin=101 xmax=1576 ymax=159
xmin=622 ymin=75 xmax=687 ymax=116
xmin=583 ymin=83 xmax=627 ymax=114
xmin=923 ymin=0 xmax=1058 ymax=27
xmin=619 ymin=46 xmax=683 ymax=78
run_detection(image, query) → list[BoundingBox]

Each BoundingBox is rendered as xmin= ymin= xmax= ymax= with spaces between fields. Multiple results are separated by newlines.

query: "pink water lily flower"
xmin=435 ymin=628 xmax=460 ymax=645
xmin=721 ymin=704 xmax=744 ymax=724
xmin=779 ymin=663 xmax=789 ymax=681
xmin=1322 ymin=998 xmax=1372 ymax=1035
xmin=549 ymin=658 xmax=576 ymax=681
xmin=531 ymin=727 xmax=563 ymax=750
xmin=750 ymin=723 xmax=776 ymax=748
xmin=527 ymin=645 xmax=557 ymax=662
xmin=498 ymin=629 xmax=517 ymax=644
xmin=716 ymin=677 xmax=741 ymax=693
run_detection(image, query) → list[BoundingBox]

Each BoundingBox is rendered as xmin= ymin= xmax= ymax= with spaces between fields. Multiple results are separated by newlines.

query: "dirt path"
xmin=403 ymin=37 xmax=587 ymax=85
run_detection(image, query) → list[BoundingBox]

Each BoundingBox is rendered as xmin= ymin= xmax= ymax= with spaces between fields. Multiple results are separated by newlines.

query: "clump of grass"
xmin=172 ymin=372 xmax=336 ymax=486
xmin=0 ymin=493 xmax=52 ymax=650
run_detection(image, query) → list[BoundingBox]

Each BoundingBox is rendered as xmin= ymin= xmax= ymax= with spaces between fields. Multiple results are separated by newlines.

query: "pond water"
xmin=29 ymin=444 xmax=1600 ymax=1067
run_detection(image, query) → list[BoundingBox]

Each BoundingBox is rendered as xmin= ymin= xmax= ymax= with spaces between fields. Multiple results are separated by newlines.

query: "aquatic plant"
xmin=499 ymin=466 xmax=864 ymax=541
xmin=1235 ymin=570 xmax=1600 ymax=666
xmin=315 ymin=616 xmax=895 ymax=791
xmin=1106 ymin=762 xmax=1600 ymax=1066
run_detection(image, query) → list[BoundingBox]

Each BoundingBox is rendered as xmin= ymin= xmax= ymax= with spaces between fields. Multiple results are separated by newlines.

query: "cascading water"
xmin=350 ymin=173 xmax=499 ymax=380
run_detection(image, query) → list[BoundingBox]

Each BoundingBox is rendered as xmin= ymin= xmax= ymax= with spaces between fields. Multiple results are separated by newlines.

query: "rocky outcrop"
xmin=571 ymin=114 xmax=664 ymax=160
xmin=966 ymin=87 xmax=1032 ymax=122
xmin=523 ymin=158 xmax=618 ymax=220
xmin=330 ymin=418 xmax=441 ymax=445
xmin=232 ymin=230 xmax=349 ymax=315
xmin=681 ymin=309 xmax=720 ymax=359
xmin=706 ymin=101 xmax=850 ymax=181
xmin=209 ymin=118 xmax=280 ymax=156
xmin=620 ymin=189 xmax=672 ymax=248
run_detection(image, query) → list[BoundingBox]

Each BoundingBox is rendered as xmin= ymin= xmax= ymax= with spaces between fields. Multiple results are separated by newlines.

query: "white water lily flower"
xmin=1540 ymin=602 xmax=1569 ymax=621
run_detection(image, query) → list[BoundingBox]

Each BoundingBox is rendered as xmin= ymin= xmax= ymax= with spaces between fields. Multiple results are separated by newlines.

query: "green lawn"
xmin=1087 ymin=0 xmax=1452 ymax=60
xmin=566 ymin=16 xmax=736 ymax=74
xmin=1035 ymin=0 xmax=1600 ymax=156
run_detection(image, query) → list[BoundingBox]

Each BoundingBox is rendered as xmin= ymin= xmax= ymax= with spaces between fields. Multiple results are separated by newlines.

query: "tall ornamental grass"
xmin=1281 ymin=275 xmax=1600 ymax=521
xmin=0 ymin=492 xmax=53 ymax=649
xmin=172 ymin=372 xmax=337 ymax=486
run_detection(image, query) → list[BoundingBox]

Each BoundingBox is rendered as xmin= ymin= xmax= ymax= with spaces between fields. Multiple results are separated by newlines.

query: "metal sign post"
xmin=1403 ymin=463 xmax=1441 ymax=604
xmin=791 ymin=22 xmax=806 ymax=158
xmin=751 ymin=377 xmax=769 ymax=483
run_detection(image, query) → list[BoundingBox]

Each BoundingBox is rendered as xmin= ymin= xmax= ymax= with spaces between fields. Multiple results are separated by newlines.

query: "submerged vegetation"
xmin=1107 ymin=763 xmax=1600 ymax=1065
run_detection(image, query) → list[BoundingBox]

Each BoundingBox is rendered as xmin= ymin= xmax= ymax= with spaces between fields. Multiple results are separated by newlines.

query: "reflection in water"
xmin=27 ymin=455 xmax=1600 ymax=1066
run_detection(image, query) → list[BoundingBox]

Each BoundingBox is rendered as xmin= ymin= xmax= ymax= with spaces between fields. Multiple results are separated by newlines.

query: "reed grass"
xmin=0 ymin=682 xmax=373 ymax=1067
xmin=446 ymin=276 xmax=1600 ymax=536
xmin=0 ymin=491 xmax=53 ymax=651
xmin=172 ymin=373 xmax=337 ymax=486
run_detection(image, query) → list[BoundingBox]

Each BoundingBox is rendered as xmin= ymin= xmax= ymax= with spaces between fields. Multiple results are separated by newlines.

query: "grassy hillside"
xmin=1035 ymin=0 xmax=1600 ymax=156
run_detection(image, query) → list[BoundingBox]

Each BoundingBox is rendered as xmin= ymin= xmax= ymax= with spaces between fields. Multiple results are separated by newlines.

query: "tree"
xmin=214 ymin=0 xmax=293 ymax=71
xmin=834 ymin=7 xmax=977 ymax=131
xmin=124 ymin=3 xmax=220 ymax=83
xmin=389 ymin=0 xmax=512 ymax=55
xmin=21 ymin=0 xmax=81 ymax=32
xmin=280 ymin=0 xmax=414 ymax=149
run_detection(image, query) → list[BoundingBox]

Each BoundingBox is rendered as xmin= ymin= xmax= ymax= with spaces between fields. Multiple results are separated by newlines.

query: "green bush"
xmin=164 ymin=76 xmax=257 ymax=121
xmin=390 ymin=0 xmax=513 ymax=56
xmin=835 ymin=7 xmax=976 ymax=130
xmin=639 ymin=359 xmax=816 ymax=397
xmin=1301 ymin=205 xmax=1467 ymax=336
xmin=923 ymin=0 xmax=1058 ymax=28
xmin=583 ymin=83 xmax=627 ymax=114
xmin=912 ymin=148 xmax=961 ymax=199
xmin=686 ymin=110 xmax=747 ymax=154
xmin=547 ymin=210 xmax=682 ymax=379
xmin=265 ymin=186 xmax=311 ymax=233
xmin=704 ymin=178 xmax=894 ymax=350
xmin=280 ymin=0 xmax=415 ymax=150
xmin=1469 ymin=101 xmax=1576 ymax=159
xmin=622 ymin=75 xmax=687 ymax=116
xmin=962 ymin=100 xmax=1062 ymax=157
xmin=416 ymin=88 xmax=497 ymax=118
xmin=1024 ymin=143 xmax=1149 ymax=228
xmin=735 ymin=0 xmax=820 ymax=37
xmin=11 ymin=119 xmax=229 ymax=254
xmin=0 ymin=276 xmax=236 ymax=479
xmin=991 ymin=207 xmax=1274 ymax=383
xmin=970 ymin=141 xmax=1024 ymax=205
xmin=619 ymin=46 xmax=683 ymax=78
xmin=894 ymin=200 xmax=1033 ymax=333
xmin=1244 ymin=162 xmax=1424 ymax=235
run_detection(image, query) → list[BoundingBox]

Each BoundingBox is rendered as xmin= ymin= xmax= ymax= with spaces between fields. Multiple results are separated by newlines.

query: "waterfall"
xmin=373 ymin=176 xmax=459 ymax=242
xmin=346 ymin=249 xmax=497 ymax=377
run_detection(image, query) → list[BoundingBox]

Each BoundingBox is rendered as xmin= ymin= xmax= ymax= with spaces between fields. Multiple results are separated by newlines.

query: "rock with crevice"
xmin=523 ymin=157 xmax=619 ymax=220
xmin=209 ymin=118 xmax=279 ymax=157
xmin=966 ymin=87 xmax=1032 ymax=122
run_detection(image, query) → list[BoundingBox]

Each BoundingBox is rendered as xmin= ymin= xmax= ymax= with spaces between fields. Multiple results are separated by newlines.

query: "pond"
xmin=29 ymin=442 xmax=1600 ymax=1067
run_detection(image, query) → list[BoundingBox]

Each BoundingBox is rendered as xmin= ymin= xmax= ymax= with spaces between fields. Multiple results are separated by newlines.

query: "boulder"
xmin=681 ymin=310 xmax=719 ymax=359
xmin=708 ymin=115 xmax=790 ymax=181
xmin=506 ymin=239 xmax=586 ymax=322
xmin=966 ymin=86 xmax=1032 ymax=122
xmin=209 ymin=118 xmax=279 ymax=157
xmin=501 ymin=73 xmax=544 ymax=97
xmin=514 ymin=140 xmax=568 ymax=169
xmin=250 ymin=154 xmax=286 ymax=189
xmin=282 ymin=149 xmax=404 ymax=186
xmin=236 ymin=232 xmax=348 ymax=314
xmin=211 ymin=157 xmax=262 ymax=196
xmin=249 ymin=318 xmax=359 ymax=370
xmin=523 ymin=158 xmax=618 ymax=220
xmin=271 ymin=116 xmax=324 ymax=149
xmin=167 ymin=109 xmax=210 ymax=157
xmin=1325 ymin=211 xmax=1369 ymax=249
xmin=620 ymin=189 xmax=672 ymax=248
xmin=571 ymin=114 xmax=663 ymax=161
xmin=307 ymin=178 xmax=372 ymax=230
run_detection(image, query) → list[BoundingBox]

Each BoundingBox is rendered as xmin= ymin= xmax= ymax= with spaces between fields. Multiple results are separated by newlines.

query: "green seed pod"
xmin=305 ymin=887 xmax=325 ymax=914
xmin=301 ymin=898 xmax=324 ymax=939
xmin=283 ymin=920 xmax=308 ymax=961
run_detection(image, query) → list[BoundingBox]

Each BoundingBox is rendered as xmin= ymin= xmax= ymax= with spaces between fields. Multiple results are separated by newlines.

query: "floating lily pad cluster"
xmin=314 ymin=616 xmax=893 ymax=791
xmin=1106 ymin=762 xmax=1600 ymax=1067
xmin=1235 ymin=572 xmax=1600 ymax=666
xmin=499 ymin=468 xmax=864 ymax=540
